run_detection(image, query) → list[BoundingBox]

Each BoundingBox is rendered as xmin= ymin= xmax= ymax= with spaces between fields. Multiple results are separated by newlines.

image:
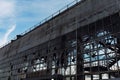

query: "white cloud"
xmin=0 ymin=0 xmax=16 ymax=47
xmin=0 ymin=0 xmax=16 ymax=29
xmin=0 ymin=25 xmax=16 ymax=47
xmin=0 ymin=0 xmax=15 ymax=19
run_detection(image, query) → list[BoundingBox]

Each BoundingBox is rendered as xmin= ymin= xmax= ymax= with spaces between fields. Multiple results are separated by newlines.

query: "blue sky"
xmin=0 ymin=0 xmax=75 ymax=47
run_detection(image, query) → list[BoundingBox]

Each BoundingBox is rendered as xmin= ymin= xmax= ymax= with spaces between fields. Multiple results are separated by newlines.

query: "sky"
xmin=0 ymin=0 xmax=76 ymax=47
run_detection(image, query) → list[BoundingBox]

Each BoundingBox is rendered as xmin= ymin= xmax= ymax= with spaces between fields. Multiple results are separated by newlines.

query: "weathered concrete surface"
xmin=0 ymin=0 xmax=120 ymax=59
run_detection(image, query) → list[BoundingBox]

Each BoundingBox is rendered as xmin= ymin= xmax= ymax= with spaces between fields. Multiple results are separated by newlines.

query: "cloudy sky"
xmin=0 ymin=0 xmax=77 ymax=47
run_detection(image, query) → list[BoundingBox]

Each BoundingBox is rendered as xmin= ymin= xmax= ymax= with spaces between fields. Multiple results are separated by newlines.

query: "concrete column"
xmin=77 ymin=38 xmax=84 ymax=80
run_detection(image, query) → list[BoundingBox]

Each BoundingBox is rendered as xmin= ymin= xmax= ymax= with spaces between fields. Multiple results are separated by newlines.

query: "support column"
xmin=77 ymin=38 xmax=84 ymax=80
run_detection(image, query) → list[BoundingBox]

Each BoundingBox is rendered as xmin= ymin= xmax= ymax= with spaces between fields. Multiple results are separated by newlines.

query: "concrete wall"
xmin=0 ymin=0 xmax=120 ymax=60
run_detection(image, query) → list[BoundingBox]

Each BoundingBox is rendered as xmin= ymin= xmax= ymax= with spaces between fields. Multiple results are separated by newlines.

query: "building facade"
xmin=0 ymin=0 xmax=120 ymax=80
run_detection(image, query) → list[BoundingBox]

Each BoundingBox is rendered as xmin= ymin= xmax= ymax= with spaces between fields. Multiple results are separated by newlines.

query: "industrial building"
xmin=0 ymin=0 xmax=120 ymax=80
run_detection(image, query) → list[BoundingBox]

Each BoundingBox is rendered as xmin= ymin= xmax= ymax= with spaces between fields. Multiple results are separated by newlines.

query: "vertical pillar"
xmin=77 ymin=38 xmax=84 ymax=80
xmin=91 ymin=75 xmax=93 ymax=80
xmin=99 ymin=74 xmax=102 ymax=80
